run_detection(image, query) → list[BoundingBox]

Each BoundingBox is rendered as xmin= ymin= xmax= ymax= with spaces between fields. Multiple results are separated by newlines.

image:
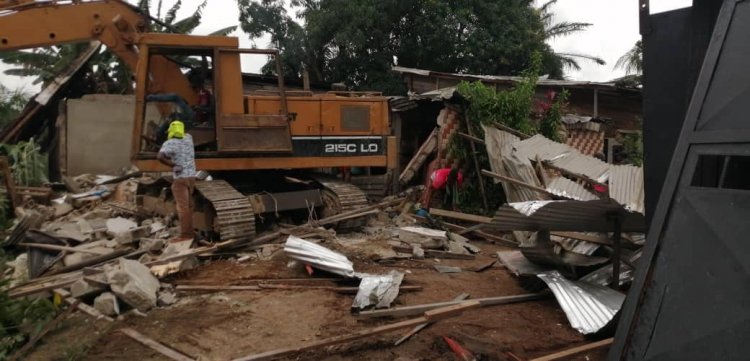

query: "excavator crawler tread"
xmin=316 ymin=177 xmax=369 ymax=231
xmin=195 ymin=180 xmax=256 ymax=242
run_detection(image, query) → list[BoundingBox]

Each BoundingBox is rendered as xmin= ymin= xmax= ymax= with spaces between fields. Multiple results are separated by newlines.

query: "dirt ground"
xmin=25 ymin=235 xmax=610 ymax=361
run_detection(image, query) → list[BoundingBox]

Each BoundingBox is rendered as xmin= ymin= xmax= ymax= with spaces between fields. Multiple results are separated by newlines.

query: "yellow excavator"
xmin=0 ymin=0 xmax=397 ymax=242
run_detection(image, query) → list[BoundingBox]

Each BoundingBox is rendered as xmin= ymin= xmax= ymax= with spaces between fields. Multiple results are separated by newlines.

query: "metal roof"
xmin=537 ymin=270 xmax=626 ymax=334
xmin=545 ymin=176 xmax=598 ymax=201
xmin=609 ymin=164 xmax=645 ymax=215
xmin=283 ymin=236 xmax=354 ymax=277
xmin=490 ymin=199 xmax=646 ymax=232
xmin=392 ymin=66 xmax=642 ymax=93
xmin=513 ymin=134 xmax=611 ymax=183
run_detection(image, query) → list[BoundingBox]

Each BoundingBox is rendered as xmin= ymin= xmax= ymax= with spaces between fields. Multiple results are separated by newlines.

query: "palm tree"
xmin=0 ymin=0 xmax=236 ymax=93
xmin=614 ymin=40 xmax=643 ymax=75
xmin=537 ymin=0 xmax=605 ymax=73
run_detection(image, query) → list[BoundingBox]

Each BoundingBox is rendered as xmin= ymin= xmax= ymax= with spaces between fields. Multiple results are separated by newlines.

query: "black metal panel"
xmin=612 ymin=1 xmax=750 ymax=359
xmin=642 ymin=8 xmax=692 ymax=228
xmin=642 ymin=0 xmax=722 ymax=229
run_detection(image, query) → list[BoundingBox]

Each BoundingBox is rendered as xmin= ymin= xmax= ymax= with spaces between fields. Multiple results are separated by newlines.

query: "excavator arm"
xmin=0 ymin=0 xmax=197 ymax=105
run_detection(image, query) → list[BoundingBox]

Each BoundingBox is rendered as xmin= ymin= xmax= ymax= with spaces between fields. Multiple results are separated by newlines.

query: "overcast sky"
xmin=0 ymin=0 xmax=693 ymax=94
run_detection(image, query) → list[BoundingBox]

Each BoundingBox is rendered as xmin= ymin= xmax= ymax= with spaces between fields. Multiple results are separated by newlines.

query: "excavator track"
xmin=316 ymin=178 xmax=370 ymax=231
xmin=195 ymin=180 xmax=256 ymax=243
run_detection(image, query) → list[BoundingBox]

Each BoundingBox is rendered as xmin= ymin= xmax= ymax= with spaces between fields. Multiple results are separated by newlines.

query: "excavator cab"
xmin=133 ymin=35 xmax=294 ymax=157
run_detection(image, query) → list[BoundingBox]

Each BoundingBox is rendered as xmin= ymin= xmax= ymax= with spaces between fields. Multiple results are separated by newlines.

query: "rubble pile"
xmin=2 ymin=172 xmax=196 ymax=319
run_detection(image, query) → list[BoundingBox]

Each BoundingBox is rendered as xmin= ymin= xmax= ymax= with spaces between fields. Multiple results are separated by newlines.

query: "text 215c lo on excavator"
xmin=0 ymin=0 xmax=397 ymax=242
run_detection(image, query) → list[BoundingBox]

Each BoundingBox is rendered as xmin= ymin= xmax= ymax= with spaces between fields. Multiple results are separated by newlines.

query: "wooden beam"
xmin=430 ymin=208 xmax=492 ymax=224
xmin=411 ymin=215 xmax=517 ymax=246
xmin=493 ymin=123 xmax=530 ymax=139
xmin=175 ymin=284 xmax=422 ymax=293
xmin=121 ymin=328 xmax=195 ymax=361
xmin=392 ymin=246 xmax=476 ymax=260
xmin=54 ymin=289 xmax=114 ymax=322
xmin=481 ymin=169 xmax=568 ymax=200
xmin=231 ymin=301 xmax=481 ymax=361
xmin=20 ymin=243 xmax=108 ymax=255
xmin=456 ymin=132 xmax=484 ymax=145
xmin=394 ymin=293 xmax=470 ymax=346
xmin=357 ymin=293 xmax=546 ymax=319
xmin=529 ymin=338 xmax=613 ymax=361
xmin=463 ymin=115 xmax=489 ymax=211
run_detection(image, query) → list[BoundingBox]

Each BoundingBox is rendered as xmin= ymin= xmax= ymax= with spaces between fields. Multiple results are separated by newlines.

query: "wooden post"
xmin=463 ymin=114 xmax=489 ymax=212
xmin=0 ymin=156 xmax=18 ymax=209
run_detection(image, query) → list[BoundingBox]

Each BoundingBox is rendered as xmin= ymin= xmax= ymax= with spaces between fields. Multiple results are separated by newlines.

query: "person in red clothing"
xmin=429 ymin=165 xmax=464 ymax=209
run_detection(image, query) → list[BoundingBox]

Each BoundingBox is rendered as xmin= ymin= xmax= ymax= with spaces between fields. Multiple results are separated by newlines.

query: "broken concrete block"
xmin=157 ymin=290 xmax=177 ymax=307
xmin=94 ymin=292 xmax=120 ymax=316
xmin=10 ymin=253 xmax=28 ymax=287
xmin=399 ymin=226 xmax=447 ymax=248
xmin=70 ymin=279 xmax=105 ymax=298
xmin=62 ymin=246 xmax=113 ymax=267
xmin=411 ymin=245 xmax=425 ymax=259
xmin=53 ymin=203 xmax=74 ymax=218
xmin=139 ymin=238 xmax=165 ymax=252
xmin=106 ymin=217 xmax=138 ymax=236
xmin=106 ymin=258 xmax=160 ymax=312
xmin=446 ymin=241 xmax=471 ymax=255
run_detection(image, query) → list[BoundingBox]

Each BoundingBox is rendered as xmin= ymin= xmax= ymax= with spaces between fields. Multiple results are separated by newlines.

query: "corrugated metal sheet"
xmin=491 ymin=200 xmax=646 ymax=232
xmin=483 ymin=125 xmax=545 ymax=202
xmin=513 ymin=134 xmax=611 ymax=183
xmin=609 ymin=164 xmax=645 ymax=214
xmin=391 ymin=66 xmax=641 ymax=93
xmin=545 ymin=176 xmax=598 ymax=201
xmin=537 ymin=270 xmax=626 ymax=334
xmin=284 ymin=236 xmax=354 ymax=277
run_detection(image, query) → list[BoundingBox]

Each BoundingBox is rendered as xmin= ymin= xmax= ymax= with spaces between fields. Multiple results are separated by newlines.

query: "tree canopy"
xmin=238 ymin=0 xmax=564 ymax=93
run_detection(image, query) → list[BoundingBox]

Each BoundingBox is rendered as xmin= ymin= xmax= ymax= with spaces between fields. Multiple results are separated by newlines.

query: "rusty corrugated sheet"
xmin=609 ymin=164 xmax=645 ymax=214
xmin=545 ymin=176 xmax=598 ymax=201
xmin=490 ymin=199 xmax=646 ymax=232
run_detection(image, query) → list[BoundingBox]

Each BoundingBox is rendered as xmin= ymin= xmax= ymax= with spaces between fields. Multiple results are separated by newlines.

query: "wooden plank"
xmin=424 ymin=300 xmax=480 ymax=321
xmin=481 ymin=169 xmax=566 ymax=199
xmin=399 ymin=128 xmax=437 ymax=184
xmin=7 ymin=301 xmax=80 ymax=361
xmin=54 ymin=289 xmax=114 ymax=322
xmin=231 ymin=302 xmax=480 ymax=361
xmin=394 ymin=293 xmax=470 ymax=346
xmin=529 ymin=338 xmax=613 ymax=361
xmin=464 ymin=115 xmax=489 ymax=211
xmin=392 ymin=246 xmax=476 ymax=260
xmin=177 ymin=285 xmax=261 ymax=291
xmin=430 ymin=208 xmax=492 ymax=224
xmin=121 ymin=328 xmax=195 ymax=361
xmin=9 ymin=276 xmax=81 ymax=298
xmin=357 ymin=293 xmax=546 ymax=319
xmin=412 ymin=215 xmax=517 ymax=246
xmin=20 ymin=242 xmax=108 ymax=255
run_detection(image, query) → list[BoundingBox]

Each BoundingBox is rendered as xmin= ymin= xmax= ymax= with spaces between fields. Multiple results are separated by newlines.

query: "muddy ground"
xmin=25 ymin=235 xmax=609 ymax=361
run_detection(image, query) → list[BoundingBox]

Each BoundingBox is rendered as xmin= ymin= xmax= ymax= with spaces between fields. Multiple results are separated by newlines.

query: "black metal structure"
xmin=641 ymin=0 xmax=722 ymax=228
xmin=611 ymin=0 xmax=750 ymax=359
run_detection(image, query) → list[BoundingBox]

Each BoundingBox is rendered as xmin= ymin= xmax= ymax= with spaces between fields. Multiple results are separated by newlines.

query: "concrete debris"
xmin=399 ymin=226 xmax=447 ymax=248
xmin=10 ymin=253 xmax=29 ymax=287
xmin=106 ymin=258 xmax=160 ymax=312
xmin=94 ymin=292 xmax=121 ymax=316
xmin=70 ymin=279 xmax=106 ymax=298
xmin=139 ymin=238 xmax=166 ymax=252
xmin=105 ymin=217 xmax=138 ymax=236
xmin=157 ymin=290 xmax=177 ymax=307
xmin=411 ymin=245 xmax=425 ymax=259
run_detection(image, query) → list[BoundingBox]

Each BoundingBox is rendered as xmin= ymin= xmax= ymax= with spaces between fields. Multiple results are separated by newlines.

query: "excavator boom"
xmin=0 ymin=0 xmax=200 ymax=104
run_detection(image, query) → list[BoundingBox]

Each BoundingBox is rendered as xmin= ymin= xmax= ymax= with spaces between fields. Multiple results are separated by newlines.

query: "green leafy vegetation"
xmin=0 ymin=250 xmax=57 ymax=359
xmin=238 ymin=0 xmax=563 ymax=92
xmin=0 ymin=86 xmax=28 ymax=130
xmin=539 ymin=89 xmax=568 ymax=142
xmin=621 ymin=131 xmax=644 ymax=166
xmin=0 ymin=138 xmax=48 ymax=187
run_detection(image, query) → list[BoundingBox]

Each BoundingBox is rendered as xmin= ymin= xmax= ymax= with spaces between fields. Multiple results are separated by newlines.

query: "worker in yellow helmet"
xmin=157 ymin=120 xmax=197 ymax=243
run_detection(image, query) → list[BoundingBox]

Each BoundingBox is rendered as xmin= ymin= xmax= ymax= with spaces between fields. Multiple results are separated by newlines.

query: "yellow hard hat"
xmin=167 ymin=120 xmax=185 ymax=139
